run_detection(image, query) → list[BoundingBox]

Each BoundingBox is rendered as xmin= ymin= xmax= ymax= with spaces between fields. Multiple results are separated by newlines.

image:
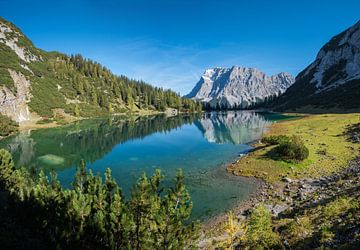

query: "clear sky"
xmin=1 ymin=0 xmax=359 ymax=94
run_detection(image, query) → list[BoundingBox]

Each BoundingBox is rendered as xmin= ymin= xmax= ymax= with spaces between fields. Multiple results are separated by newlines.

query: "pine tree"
xmin=246 ymin=204 xmax=281 ymax=249
xmin=73 ymin=159 xmax=86 ymax=192
xmin=91 ymin=87 xmax=98 ymax=106
xmin=0 ymin=149 xmax=14 ymax=189
xmin=155 ymin=169 xmax=199 ymax=249
xmin=129 ymin=172 xmax=158 ymax=249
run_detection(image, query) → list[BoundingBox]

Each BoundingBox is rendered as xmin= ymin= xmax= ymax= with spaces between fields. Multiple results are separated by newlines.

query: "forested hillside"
xmin=0 ymin=17 xmax=201 ymax=122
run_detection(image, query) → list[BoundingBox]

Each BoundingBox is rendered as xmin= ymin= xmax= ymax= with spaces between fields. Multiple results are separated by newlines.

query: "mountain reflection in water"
xmin=0 ymin=111 xmax=289 ymax=220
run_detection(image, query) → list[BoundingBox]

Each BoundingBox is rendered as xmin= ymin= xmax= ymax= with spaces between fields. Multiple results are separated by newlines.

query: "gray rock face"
xmin=276 ymin=20 xmax=360 ymax=110
xmin=186 ymin=66 xmax=294 ymax=108
xmin=299 ymin=21 xmax=360 ymax=93
xmin=0 ymin=20 xmax=40 ymax=62
xmin=0 ymin=19 xmax=36 ymax=122
xmin=0 ymin=69 xmax=32 ymax=122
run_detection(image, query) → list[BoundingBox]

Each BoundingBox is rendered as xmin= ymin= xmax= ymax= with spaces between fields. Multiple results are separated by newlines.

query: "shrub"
xmin=319 ymin=225 xmax=335 ymax=244
xmin=275 ymin=136 xmax=309 ymax=162
xmin=0 ymin=114 xmax=18 ymax=136
xmin=262 ymin=135 xmax=290 ymax=145
xmin=36 ymin=118 xmax=53 ymax=124
xmin=245 ymin=204 xmax=282 ymax=249
xmin=283 ymin=216 xmax=313 ymax=245
xmin=323 ymin=197 xmax=352 ymax=219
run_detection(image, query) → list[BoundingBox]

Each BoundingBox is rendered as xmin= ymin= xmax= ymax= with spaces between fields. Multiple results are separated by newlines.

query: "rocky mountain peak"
xmin=299 ymin=20 xmax=360 ymax=92
xmin=275 ymin=20 xmax=360 ymax=111
xmin=0 ymin=18 xmax=40 ymax=63
xmin=186 ymin=66 xmax=294 ymax=109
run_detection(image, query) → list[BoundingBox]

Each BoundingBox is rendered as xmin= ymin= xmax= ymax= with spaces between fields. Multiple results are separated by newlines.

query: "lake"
xmin=0 ymin=111 xmax=288 ymax=220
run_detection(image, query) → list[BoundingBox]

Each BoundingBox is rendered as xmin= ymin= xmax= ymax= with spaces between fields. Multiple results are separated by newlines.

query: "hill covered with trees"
xmin=0 ymin=17 xmax=201 ymax=122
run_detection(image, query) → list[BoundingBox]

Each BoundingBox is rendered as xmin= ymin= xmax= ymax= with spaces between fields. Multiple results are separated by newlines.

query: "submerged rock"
xmin=37 ymin=154 xmax=65 ymax=165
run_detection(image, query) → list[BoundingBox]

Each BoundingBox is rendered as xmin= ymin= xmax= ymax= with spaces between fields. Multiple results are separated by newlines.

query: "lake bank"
xmin=200 ymin=113 xmax=360 ymax=248
xmin=17 ymin=109 xmax=163 ymax=131
xmin=0 ymin=109 xmax=169 ymax=140
xmin=228 ymin=113 xmax=360 ymax=183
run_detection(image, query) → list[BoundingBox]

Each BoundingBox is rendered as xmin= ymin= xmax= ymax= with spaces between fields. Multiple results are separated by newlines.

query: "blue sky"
xmin=1 ymin=0 xmax=359 ymax=94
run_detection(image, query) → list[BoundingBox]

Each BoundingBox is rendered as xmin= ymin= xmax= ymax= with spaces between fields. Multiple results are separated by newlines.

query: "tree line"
xmin=48 ymin=54 xmax=202 ymax=115
xmin=201 ymin=92 xmax=282 ymax=111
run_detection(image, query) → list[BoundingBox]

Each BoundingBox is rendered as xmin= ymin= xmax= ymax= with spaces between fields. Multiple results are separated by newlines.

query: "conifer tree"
xmin=108 ymin=103 xmax=114 ymax=113
xmin=0 ymin=149 xmax=14 ymax=189
xmin=155 ymin=169 xmax=199 ymax=249
xmin=0 ymin=151 xmax=200 ymax=249
xmin=246 ymin=204 xmax=281 ymax=249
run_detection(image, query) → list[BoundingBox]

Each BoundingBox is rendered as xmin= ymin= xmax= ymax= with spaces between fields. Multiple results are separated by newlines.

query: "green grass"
xmin=228 ymin=114 xmax=360 ymax=183
xmin=0 ymin=43 xmax=29 ymax=91
xmin=277 ymin=194 xmax=360 ymax=248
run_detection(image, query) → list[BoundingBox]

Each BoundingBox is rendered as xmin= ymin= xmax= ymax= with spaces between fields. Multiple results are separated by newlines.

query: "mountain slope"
xmin=186 ymin=66 xmax=294 ymax=109
xmin=274 ymin=20 xmax=360 ymax=111
xmin=0 ymin=17 xmax=201 ymax=122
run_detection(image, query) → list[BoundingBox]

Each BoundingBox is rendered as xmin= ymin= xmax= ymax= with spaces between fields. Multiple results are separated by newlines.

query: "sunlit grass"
xmin=229 ymin=113 xmax=360 ymax=183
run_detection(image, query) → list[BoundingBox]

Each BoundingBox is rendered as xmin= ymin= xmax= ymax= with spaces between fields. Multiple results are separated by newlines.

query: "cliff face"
xmin=0 ymin=19 xmax=39 ymax=122
xmin=0 ymin=17 xmax=199 ymax=123
xmin=186 ymin=67 xmax=294 ymax=109
xmin=0 ymin=21 xmax=40 ymax=63
xmin=0 ymin=69 xmax=32 ymax=122
xmin=275 ymin=20 xmax=360 ymax=111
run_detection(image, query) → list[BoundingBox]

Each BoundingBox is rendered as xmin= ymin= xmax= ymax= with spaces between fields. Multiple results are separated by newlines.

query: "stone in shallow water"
xmin=38 ymin=154 xmax=65 ymax=165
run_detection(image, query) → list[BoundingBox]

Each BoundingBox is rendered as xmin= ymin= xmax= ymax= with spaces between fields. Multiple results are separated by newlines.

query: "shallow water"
xmin=0 ymin=111 xmax=288 ymax=220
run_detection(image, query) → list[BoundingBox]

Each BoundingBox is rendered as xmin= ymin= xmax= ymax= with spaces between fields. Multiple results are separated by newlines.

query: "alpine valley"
xmin=0 ymin=9 xmax=360 ymax=250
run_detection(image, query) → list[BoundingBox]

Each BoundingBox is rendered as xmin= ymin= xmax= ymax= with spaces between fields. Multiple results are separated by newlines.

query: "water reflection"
xmin=0 ymin=111 xmax=286 ymax=220
xmin=0 ymin=114 xmax=200 ymax=170
xmin=195 ymin=111 xmax=271 ymax=144
xmin=0 ymin=111 xmax=278 ymax=171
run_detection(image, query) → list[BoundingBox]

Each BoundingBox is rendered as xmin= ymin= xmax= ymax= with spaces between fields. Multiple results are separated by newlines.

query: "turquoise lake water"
xmin=0 ymin=111 xmax=289 ymax=220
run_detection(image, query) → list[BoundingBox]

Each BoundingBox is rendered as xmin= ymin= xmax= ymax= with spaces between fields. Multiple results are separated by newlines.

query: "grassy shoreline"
xmin=228 ymin=113 xmax=360 ymax=183
xmin=200 ymin=113 xmax=360 ymax=248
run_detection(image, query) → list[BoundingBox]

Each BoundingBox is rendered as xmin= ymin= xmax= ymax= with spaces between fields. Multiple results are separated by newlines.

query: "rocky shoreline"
xmin=200 ymin=120 xmax=360 ymax=248
xmin=200 ymin=155 xmax=360 ymax=248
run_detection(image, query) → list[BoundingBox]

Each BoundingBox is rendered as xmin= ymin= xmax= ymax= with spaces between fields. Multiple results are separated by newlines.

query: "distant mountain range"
xmin=273 ymin=20 xmax=360 ymax=111
xmin=187 ymin=20 xmax=360 ymax=111
xmin=0 ymin=17 xmax=199 ymax=123
xmin=186 ymin=67 xmax=294 ymax=109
